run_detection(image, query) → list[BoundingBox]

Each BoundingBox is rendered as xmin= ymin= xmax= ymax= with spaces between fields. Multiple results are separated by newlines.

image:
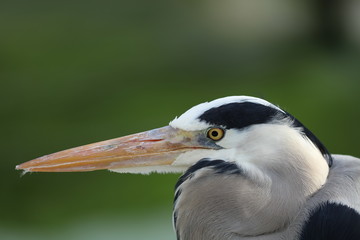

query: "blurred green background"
xmin=1 ymin=0 xmax=360 ymax=239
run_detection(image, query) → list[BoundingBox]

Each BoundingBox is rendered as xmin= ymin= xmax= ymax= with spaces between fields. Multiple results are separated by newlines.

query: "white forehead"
xmin=170 ymin=96 xmax=283 ymax=131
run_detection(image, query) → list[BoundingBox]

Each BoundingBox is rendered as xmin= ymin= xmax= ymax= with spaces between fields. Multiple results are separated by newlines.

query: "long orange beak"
xmin=16 ymin=126 xmax=207 ymax=173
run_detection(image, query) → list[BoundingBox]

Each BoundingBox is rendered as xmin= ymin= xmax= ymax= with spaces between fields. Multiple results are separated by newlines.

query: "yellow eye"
xmin=207 ymin=128 xmax=225 ymax=141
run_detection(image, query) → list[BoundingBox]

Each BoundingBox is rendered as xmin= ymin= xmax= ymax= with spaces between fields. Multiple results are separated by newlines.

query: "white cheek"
xmin=172 ymin=148 xmax=238 ymax=167
xmin=216 ymin=129 xmax=244 ymax=149
xmin=172 ymin=129 xmax=246 ymax=167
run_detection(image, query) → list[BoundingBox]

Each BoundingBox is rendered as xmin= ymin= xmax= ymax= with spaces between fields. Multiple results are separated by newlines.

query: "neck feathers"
xmin=174 ymin=124 xmax=329 ymax=239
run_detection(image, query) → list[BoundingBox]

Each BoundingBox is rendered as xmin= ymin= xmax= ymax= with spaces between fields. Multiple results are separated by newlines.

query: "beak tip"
xmin=16 ymin=164 xmax=27 ymax=171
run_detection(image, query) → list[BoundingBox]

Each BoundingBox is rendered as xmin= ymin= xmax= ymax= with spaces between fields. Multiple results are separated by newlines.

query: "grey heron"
xmin=17 ymin=96 xmax=360 ymax=240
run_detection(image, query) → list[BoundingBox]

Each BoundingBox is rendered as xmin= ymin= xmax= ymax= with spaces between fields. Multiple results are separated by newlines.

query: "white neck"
xmin=174 ymin=124 xmax=329 ymax=239
xmin=233 ymin=124 xmax=329 ymax=235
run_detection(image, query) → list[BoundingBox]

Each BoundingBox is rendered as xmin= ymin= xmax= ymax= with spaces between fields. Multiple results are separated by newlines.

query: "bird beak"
xmin=16 ymin=126 xmax=207 ymax=173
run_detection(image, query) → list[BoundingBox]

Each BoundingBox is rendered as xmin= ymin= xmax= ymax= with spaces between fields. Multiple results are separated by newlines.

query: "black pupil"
xmin=211 ymin=130 xmax=219 ymax=137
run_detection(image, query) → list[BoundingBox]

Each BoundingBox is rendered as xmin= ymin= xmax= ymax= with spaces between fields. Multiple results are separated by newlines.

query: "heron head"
xmin=16 ymin=96 xmax=331 ymax=174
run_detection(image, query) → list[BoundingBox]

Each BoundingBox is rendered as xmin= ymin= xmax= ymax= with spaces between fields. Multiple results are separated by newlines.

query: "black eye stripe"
xmin=199 ymin=102 xmax=279 ymax=130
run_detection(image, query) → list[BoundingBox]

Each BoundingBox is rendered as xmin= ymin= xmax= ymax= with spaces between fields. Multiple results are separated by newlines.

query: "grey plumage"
xmin=174 ymin=154 xmax=360 ymax=240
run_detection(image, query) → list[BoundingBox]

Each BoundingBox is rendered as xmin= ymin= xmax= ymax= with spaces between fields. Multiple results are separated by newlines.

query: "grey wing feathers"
xmin=296 ymin=154 xmax=360 ymax=240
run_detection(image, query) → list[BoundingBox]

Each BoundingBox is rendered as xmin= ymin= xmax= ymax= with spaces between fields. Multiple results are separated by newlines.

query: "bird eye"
xmin=207 ymin=128 xmax=225 ymax=141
